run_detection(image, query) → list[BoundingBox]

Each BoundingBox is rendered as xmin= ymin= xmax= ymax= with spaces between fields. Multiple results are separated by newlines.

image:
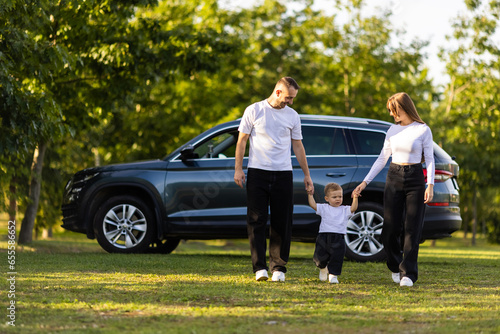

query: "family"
xmin=233 ymin=77 xmax=435 ymax=287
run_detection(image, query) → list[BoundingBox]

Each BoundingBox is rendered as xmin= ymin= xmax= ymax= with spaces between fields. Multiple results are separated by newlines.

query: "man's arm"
xmin=234 ymin=132 xmax=250 ymax=189
xmin=292 ymin=139 xmax=314 ymax=194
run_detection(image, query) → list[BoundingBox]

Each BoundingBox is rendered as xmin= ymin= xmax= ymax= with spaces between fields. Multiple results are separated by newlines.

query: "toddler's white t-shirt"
xmin=316 ymin=204 xmax=353 ymax=234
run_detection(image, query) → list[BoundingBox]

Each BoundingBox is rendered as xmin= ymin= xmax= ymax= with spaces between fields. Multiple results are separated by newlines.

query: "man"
xmin=234 ymin=77 xmax=314 ymax=282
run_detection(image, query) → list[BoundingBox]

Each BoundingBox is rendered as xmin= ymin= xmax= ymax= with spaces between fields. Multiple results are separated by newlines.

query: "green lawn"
xmin=1 ymin=228 xmax=499 ymax=333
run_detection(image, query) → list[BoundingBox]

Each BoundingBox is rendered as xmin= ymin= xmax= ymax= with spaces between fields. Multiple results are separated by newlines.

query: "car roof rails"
xmin=299 ymin=114 xmax=392 ymax=126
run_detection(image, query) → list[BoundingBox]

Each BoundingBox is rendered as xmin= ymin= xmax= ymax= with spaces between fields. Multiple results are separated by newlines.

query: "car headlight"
xmin=65 ymin=178 xmax=74 ymax=191
xmin=73 ymin=172 xmax=100 ymax=186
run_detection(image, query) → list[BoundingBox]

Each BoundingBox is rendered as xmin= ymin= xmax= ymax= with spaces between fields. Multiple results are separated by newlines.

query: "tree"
xmin=436 ymin=0 xmax=500 ymax=244
xmin=1 ymin=0 xmax=235 ymax=243
xmin=1 ymin=0 xmax=69 ymax=243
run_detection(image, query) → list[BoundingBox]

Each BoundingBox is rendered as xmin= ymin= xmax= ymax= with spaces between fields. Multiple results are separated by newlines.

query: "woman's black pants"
xmin=383 ymin=163 xmax=426 ymax=283
xmin=246 ymin=168 xmax=293 ymax=274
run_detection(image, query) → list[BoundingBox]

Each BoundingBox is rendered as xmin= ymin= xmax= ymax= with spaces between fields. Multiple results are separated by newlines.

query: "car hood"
xmin=75 ymin=159 xmax=168 ymax=176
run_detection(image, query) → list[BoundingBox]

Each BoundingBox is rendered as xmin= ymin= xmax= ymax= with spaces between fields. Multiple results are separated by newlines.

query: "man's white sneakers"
xmin=319 ymin=268 xmax=328 ymax=281
xmin=255 ymin=269 xmax=268 ymax=281
xmin=271 ymin=271 xmax=285 ymax=282
xmin=392 ymin=272 xmax=401 ymax=284
xmin=255 ymin=270 xmax=285 ymax=282
xmin=400 ymin=277 xmax=414 ymax=287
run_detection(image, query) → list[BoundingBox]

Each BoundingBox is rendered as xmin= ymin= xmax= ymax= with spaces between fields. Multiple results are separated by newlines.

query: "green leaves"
xmin=436 ymin=0 xmax=500 ymax=242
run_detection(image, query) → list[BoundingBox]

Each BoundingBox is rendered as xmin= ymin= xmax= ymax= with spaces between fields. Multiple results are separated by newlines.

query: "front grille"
xmin=61 ymin=204 xmax=77 ymax=219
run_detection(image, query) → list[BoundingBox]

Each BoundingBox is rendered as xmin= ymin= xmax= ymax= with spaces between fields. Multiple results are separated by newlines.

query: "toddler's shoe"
xmin=328 ymin=274 xmax=339 ymax=284
xmin=319 ymin=268 xmax=328 ymax=281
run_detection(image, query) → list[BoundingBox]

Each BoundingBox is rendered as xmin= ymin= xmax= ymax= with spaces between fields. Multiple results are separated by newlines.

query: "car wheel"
xmin=94 ymin=196 xmax=156 ymax=253
xmin=147 ymin=238 xmax=181 ymax=254
xmin=345 ymin=202 xmax=386 ymax=262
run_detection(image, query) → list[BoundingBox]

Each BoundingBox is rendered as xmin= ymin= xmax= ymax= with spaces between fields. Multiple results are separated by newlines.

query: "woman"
xmin=353 ymin=92 xmax=435 ymax=287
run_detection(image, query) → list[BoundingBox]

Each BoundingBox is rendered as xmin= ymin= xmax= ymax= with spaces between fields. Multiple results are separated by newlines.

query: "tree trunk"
xmin=463 ymin=188 xmax=470 ymax=239
xmin=471 ymin=189 xmax=477 ymax=246
xmin=42 ymin=228 xmax=53 ymax=239
xmin=8 ymin=179 xmax=17 ymax=223
xmin=18 ymin=141 xmax=48 ymax=244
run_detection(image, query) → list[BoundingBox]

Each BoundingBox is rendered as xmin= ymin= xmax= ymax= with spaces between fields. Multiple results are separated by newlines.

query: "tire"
xmin=345 ymin=202 xmax=386 ymax=262
xmin=147 ymin=238 xmax=181 ymax=254
xmin=94 ymin=195 xmax=156 ymax=253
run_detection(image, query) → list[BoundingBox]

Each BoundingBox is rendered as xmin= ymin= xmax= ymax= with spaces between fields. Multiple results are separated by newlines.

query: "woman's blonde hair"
xmin=387 ymin=92 xmax=424 ymax=124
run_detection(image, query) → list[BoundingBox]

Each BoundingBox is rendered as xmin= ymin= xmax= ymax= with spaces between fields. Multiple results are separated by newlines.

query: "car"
xmin=61 ymin=115 xmax=461 ymax=261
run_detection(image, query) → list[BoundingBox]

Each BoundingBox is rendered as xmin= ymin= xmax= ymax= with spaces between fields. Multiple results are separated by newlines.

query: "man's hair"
xmin=277 ymin=77 xmax=300 ymax=90
xmin=324 ymin=182 xmax=342 ymax=195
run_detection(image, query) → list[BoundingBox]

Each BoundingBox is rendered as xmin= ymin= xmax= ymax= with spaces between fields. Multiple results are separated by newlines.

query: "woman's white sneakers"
xmin=400 ymin=277 xmax=414 ymax=287
xmin=328 ymin=274 xmax=339 ymax=284
xmin=392 ymin=272 xmax=413 ymax=286
xmin=392 ymin=272 xmax=401 ymax=283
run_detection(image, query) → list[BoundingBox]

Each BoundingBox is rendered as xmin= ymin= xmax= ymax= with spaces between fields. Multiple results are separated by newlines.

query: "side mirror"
xmin=180 ymin=145 xmax=199 ymax=162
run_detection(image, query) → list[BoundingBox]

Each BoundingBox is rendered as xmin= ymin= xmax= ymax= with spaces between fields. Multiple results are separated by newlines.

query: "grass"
xmin=1 ymin=226 xmax=499 ymax=333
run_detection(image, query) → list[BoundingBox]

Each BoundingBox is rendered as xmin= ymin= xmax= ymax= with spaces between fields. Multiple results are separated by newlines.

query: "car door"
xmin=348 ymin=127 xmax=389 ymax=188
xmin=291 ymin=124 xmax=358 ymax=239
xmin=164 ymin=126 xmax=248 ymax=237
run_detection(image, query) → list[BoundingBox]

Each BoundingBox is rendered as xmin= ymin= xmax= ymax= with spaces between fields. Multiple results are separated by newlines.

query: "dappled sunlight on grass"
xmin=2 ymin=229 xmax=499 ymax=333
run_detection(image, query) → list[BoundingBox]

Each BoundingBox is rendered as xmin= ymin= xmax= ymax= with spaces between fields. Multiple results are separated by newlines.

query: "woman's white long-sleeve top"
xmin=363 ymin=121 xmax=435 ymax=185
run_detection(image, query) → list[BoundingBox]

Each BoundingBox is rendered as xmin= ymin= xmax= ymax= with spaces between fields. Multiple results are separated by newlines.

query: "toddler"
xmin=308 ymin=182 xmax=358 ymax=283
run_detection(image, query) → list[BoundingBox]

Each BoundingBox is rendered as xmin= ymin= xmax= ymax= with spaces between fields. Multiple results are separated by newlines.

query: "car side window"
xmin=301 ymin=126 xmax=347 ymax=155
xmin=351 ymin=129 xmax=385 ymax=155
xmin=332 ymin=129 xmax=347 ymax=155
xmin=193 ymin=131 xmax=242 ymax=159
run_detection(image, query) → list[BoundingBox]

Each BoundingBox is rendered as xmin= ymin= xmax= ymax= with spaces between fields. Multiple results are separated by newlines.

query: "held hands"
xmin=352 ymin=181 xmax=367 ymax=198
xmin=304 ymin=175 xmax=314 ymax=195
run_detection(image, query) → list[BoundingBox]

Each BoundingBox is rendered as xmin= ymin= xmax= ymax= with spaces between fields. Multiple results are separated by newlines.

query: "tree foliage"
xmin=1 ymin=0 xmax=235 ymax=242
xmin=436 ymin=0 xmax=500 ymax=243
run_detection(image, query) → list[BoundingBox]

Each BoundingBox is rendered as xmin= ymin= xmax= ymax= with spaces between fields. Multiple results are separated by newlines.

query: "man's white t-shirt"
xmin=316 ymin=204 xmax=353 ymax=234
xmin=238 ymin=100 xmax=302 ymax=171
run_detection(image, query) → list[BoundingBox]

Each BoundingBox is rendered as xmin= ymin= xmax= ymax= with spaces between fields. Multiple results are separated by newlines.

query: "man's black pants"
xmin=383 ymin=163 xmax=426 ymax=283
xmin=246 ymin=168 xmax=293 ymax=273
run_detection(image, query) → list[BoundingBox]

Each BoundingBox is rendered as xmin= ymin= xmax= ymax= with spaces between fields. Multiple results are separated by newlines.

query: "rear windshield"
xmin=433 ymin=143 xmax=453 ymax=162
